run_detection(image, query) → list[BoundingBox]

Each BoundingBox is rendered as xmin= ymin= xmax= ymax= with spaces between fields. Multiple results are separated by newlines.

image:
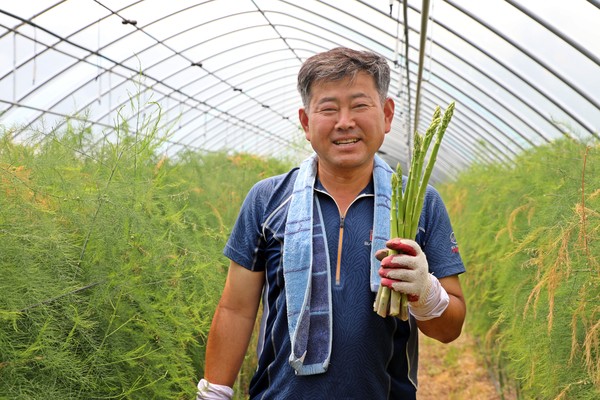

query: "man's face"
xmin=299 ymin=72 xmax=394 ymax=174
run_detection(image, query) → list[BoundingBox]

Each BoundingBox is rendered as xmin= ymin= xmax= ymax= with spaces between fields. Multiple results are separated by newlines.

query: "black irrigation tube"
xmin=225 ymin=89 xmax=299 ymax=121
xmin=203 ymin=88 xmax=299 ymax=134
xmin=180 ymin=56 xmax=299 ymax=106
xmin=90 ymin=51 xmax=300 ymax=150
xmin=131 ymin=49 xmax=303 ymax=144
xmin=107 ymin=1 xmax=297 ymax=107
xmin=44 ymin=37 xmax=307 ymax=155
xmin=160 ymin=39 xmax=297 ymax=104
xmin=10 ymin=47 xmax=294 ymax=156
xmin=99 ymin=2 xmax=301 ymax=132
xmin=234 ymin=90 xmax=299 ymax=122
xmin=14 ymin=7 xmax=270 ymax=104
xmin=208 ymin=73 xmax=296 ymax=115
xmin=132 ymin=38 xmax=335 ymax=153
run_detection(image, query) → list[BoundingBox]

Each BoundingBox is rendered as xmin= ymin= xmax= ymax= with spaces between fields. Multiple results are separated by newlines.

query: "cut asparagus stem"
xmin=374 ymin=101 xmax=455 ymax=319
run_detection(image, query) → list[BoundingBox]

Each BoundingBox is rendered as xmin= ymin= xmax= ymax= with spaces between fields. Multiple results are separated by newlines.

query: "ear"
xmin=298 ymin=108 xmax=311 ymax=141
xmin=383 ymin=98 xmax=395 ymax=133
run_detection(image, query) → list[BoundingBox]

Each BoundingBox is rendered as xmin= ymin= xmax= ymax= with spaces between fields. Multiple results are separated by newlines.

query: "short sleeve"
xmin=223 ymin=180 xmax=270 ymax=271
xmin=417 ymin=185 xmax=466 ymax=279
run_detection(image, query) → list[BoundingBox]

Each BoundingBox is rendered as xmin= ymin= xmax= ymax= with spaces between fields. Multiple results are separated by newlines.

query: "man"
xmin=198 ymin=47 xmax=466 ymax=399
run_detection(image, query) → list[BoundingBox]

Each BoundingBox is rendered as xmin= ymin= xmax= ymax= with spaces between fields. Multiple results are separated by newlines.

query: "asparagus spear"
xmin=375 ymin=101 xmax=455 ymax=319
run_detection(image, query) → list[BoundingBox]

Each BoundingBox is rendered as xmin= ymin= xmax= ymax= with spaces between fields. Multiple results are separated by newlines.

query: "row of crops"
xmin=0 ymin=107 xmax=291 ymax=399
xmin=1 ymin=105 xmax=598 ymax=399
xmin=440 ymin=138 xmax=599 ymax=399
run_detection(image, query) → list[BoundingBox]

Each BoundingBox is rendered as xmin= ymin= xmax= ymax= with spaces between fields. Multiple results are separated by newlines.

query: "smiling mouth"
xmin=334 ymin=138 xmax=359 ymax=145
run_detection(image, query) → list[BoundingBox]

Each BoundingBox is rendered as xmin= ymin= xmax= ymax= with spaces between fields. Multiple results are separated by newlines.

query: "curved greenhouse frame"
xmin=1 ymin=0 xmax=598 ymax=183
xmin=2 ymin=2 xmax=600 ymax=400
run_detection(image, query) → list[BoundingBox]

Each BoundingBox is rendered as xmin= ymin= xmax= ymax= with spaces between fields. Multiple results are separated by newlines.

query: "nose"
xmin=334 ymin=107 xmax=356 ymax=131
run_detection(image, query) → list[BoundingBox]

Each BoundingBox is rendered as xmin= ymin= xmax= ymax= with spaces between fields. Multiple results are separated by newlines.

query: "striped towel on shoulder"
xmin=283 ymin=153 xmax=392 ymax=375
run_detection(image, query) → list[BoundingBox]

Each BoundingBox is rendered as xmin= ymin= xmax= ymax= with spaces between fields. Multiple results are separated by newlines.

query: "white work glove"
xmin=196 ymin=378 xmax=233 ymax=400
xmin=377 ymin=238 xmax=449 ymax=321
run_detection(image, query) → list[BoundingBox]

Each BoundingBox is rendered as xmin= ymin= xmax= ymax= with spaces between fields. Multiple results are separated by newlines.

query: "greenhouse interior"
xmin=1 ymin=1 xmax=598 ymax=399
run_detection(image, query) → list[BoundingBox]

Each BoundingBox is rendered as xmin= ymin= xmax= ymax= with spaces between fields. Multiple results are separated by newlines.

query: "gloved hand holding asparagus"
xmin=374 ymin=101 xmax=455 ymax=320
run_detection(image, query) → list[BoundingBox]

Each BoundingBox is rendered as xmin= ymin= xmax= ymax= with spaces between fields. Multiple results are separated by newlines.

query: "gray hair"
xmin=297 ymin=47 xmax=391 ymax=110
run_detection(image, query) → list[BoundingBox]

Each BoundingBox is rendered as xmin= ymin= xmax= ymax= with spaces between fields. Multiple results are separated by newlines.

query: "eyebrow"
xmin=315 ymin=92 xmax=371 ymax=106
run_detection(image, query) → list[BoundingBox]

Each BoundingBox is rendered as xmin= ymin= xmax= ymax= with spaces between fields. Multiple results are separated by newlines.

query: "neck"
xmin=317 ymin=160 xmax=373 ymax=213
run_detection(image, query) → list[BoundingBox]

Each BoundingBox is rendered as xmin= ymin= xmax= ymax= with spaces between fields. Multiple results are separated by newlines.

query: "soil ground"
xmin=417 ymin=331 xmax=511 ymax=400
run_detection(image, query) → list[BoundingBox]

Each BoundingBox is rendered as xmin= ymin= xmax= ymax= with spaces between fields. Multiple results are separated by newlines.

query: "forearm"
xmin=412 ymin=275 xmax=466 ymax=343
xmin=204 ymin=300 xmax=259 ymax=387
xmin=415 ymin=292 xmax=466 ymax=343
xmin=203 ymin=262 xmax=264 ymax=388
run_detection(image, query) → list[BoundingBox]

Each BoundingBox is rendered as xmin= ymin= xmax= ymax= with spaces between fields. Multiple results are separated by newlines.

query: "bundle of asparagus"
xmin=374 ymin=101 xmax=455 ymax=319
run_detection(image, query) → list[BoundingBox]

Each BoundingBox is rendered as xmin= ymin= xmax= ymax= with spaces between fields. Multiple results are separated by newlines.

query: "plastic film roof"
xmin=1 ymin=0 xmax=599 ymax=183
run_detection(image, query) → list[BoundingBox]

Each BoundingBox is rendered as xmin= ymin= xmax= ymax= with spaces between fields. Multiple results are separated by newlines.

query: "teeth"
xmin=335 ymin=138 xmax=358 ymax=144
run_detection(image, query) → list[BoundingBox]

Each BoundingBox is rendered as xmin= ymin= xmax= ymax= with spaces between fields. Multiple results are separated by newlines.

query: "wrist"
xmin=408 ymin=275 xmax=449 ymax=321
xmin=197 ymin=378 xmax=234 ymax=400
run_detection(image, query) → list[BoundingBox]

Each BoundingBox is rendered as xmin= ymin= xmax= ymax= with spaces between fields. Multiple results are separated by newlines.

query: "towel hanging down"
xmin=282 ymin=153 xmax=393 ymax=375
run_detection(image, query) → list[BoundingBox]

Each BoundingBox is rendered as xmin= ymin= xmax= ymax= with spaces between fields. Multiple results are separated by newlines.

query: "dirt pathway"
xmin=417 ymin=331 xmax=508 ymax=400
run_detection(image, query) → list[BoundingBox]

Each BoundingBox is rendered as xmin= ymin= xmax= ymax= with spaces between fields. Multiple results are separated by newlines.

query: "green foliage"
xmin=439 ymin=138 xmax=600 ymax=399
xmin=0 ymin=107 xmax=291 ymax=399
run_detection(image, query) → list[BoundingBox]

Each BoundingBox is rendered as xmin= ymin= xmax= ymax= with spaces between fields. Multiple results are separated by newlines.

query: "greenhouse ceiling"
xmin=1 ymin=0 xmax=599 ymax=183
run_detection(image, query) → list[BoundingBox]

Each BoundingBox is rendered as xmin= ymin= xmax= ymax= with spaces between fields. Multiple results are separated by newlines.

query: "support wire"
xmin=412 ymin=0 xmax=430 ymax=136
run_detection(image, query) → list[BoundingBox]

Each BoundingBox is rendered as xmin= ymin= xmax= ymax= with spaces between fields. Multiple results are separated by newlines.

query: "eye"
xmin=318 ymin=106 xmax=338 ymax=114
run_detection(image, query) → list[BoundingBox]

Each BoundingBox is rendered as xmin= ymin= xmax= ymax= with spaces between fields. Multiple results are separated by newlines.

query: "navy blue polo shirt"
xmin=223 ymin=166 xmax=465 ymax=399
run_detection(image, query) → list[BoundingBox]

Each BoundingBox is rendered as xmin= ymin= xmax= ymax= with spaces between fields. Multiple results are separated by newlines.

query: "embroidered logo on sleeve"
xmin=450 ymin=232 xmax=460 ymax=254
